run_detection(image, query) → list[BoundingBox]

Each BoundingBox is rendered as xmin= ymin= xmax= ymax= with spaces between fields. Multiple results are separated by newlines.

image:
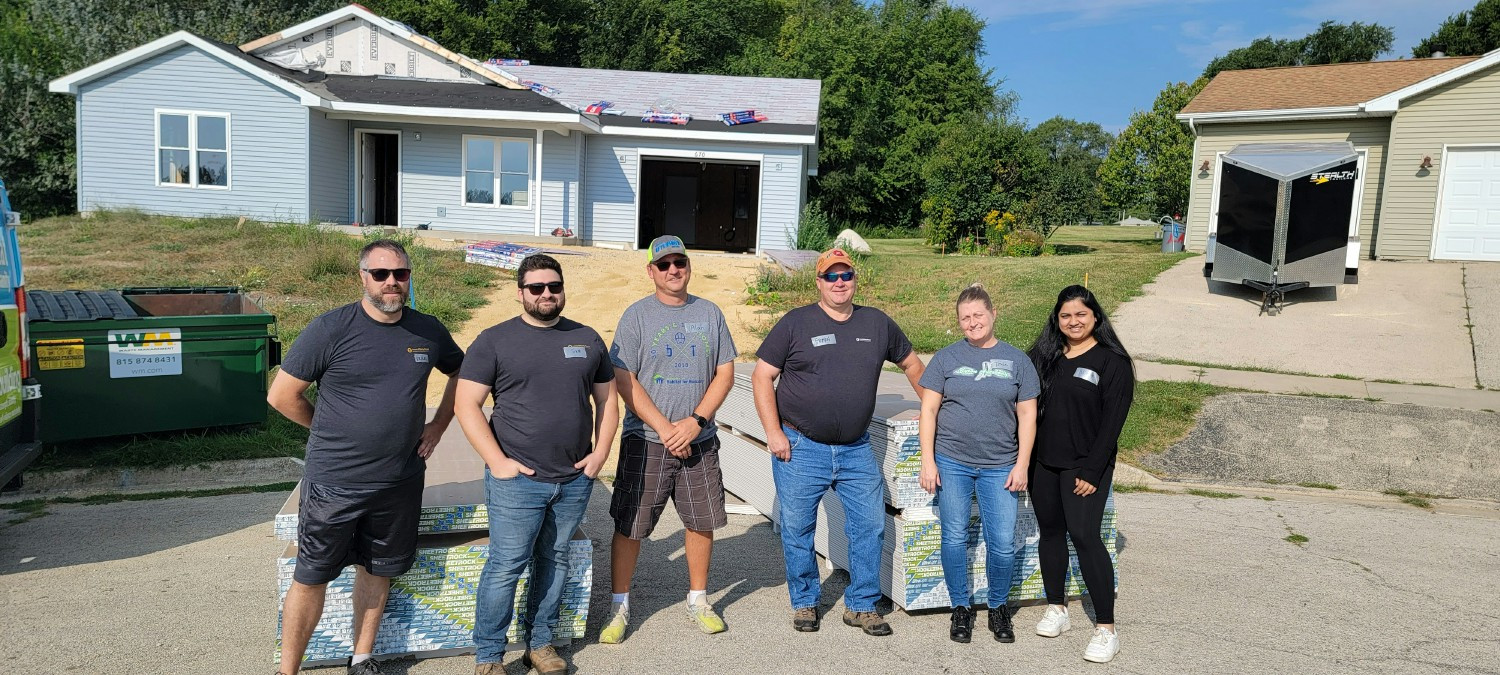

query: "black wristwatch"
xmin=690 ymin=413 xmax=709 ymax=429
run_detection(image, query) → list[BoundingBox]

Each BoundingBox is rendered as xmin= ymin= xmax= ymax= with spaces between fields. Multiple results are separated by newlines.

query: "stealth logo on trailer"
xmin=1309 ymin=171 xmax=1357 ymax=185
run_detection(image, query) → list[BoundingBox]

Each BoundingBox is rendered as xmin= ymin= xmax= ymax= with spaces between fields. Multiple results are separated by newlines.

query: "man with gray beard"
xmin=269 ymin=239 xmax=464 ymax=675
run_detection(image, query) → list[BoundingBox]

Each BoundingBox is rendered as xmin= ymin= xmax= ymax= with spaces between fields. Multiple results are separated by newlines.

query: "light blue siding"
xmin=581 ymin=137 xmax=804 ymax=250
xmin=541 ymin=131 xmax=579 ymax=235
xmin=77 ymin=46 xmax=309 ymax=221
xmin=308 ymin=112 xmax=350 ymax=223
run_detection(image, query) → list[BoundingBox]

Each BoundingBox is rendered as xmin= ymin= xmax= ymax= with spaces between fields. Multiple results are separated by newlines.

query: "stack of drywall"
xmin=462 ymin=242 xmax=542 ymax=270
xmin=274 ymin=426 xmax=592 ymax=667
xmin=715 ymin=364 xmax=1119 ymax=611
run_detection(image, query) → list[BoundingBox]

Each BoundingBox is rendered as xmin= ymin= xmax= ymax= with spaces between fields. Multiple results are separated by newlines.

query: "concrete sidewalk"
xmin=1136 ymin=360 xmax=1500 ymax=411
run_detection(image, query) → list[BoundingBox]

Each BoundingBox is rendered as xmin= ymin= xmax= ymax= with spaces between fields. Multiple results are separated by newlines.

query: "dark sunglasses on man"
xmin=817 ymin=270 xmax=855 ymax=282
xmin=652 ymin=257 xmax=689 ymax=271
xmin=523 ymin=281 xmax=565 ymax=295
xmin=363 ymin=267 xmax=411 ymax=282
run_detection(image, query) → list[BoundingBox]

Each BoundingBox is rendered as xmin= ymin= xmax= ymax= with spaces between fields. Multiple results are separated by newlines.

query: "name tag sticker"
xmin=564 ymin=346 xmax=588 ymax=359
xmin=1074 ymin=367 xmax=1100 ymax=385
xmin=685 ymin=322 xmax=708 ymax=334
xmin=413 ymin=353 xmax=429 ymax=363
xmin=811 ymin=334 xmax=837 ymax=347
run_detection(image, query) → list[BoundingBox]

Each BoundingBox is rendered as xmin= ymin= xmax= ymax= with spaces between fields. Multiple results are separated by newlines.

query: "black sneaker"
xmin=949 ymin=605 xmax=974 ymax=643
xmin=348 ymin=657 xmax=385 ymax=675
xmin=988 ymin=605 xmax=1015 ymax=643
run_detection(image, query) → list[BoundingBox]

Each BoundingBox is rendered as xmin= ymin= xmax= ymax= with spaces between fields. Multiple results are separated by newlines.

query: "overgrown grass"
xmin=1297 ymin=481 xmax=1339 ymax=490
xmin=1114 ymin=483 xmax=1171 ymax=494
xmin=748 ymin=226 xmax=1187 ymax=353
xmin=1117 ymin=380 xmax=1228 ymax=465
xmin=1382 ymin=488 xmax=1443 ymax=509
xmin=2 ymin=481 xmax=298 ymax=524
xmin=1186 ymin=488 xmax=1241 ymax=499
xmin=17 ymin=212 xmax=503 ymax=469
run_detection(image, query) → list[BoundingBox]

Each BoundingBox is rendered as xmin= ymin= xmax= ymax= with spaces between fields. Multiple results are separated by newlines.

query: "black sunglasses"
xmin=817 ymin=270 xmax=855 ymax=282
xmin=523 ymin=281 xmax=565 ymax=295
xmin=363 ymin=267 xmax=411 ymax=282
xmin=652 ymin=258 xmax=689 ymax=271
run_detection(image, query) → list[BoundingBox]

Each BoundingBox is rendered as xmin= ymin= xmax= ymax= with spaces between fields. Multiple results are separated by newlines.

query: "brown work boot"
xmin=475 ymin=662 xmax=505 ymax=675
xmin=523 ymin=644 xmax=567 ymax=674
xmin=792 ymin=606 xmax=820 ymax=632
xmin=842 ymin=609 xmax=893 ymax=636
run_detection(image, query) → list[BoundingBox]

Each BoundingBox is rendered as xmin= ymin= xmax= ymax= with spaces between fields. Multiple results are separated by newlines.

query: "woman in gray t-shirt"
xmin=917 ymin=283 xmax=1040 ymax=645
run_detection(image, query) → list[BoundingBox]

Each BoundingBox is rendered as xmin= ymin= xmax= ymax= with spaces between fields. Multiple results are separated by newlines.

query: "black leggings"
xmin=1030 ymin=461 xmax=1115 ymax=623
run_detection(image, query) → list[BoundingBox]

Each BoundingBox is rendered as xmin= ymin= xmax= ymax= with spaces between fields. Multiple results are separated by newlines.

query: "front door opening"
xmin=638 ymin=159 xmax=758 ymax=252
xmin=358 ymin=131 xmax=399 ymax=226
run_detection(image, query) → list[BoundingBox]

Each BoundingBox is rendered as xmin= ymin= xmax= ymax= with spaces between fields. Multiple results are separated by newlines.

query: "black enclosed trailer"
xmin=1205 ymin=142 xmax=1361 ymax=312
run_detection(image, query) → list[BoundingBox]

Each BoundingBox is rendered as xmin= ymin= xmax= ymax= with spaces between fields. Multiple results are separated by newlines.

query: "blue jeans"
xmin=935 ymin=452 xmax=1019 ymax=609
xmin=770 ymin=425 xmax=885 ymax=613
xmin=474 ymin=469 xmax=593 ymax=663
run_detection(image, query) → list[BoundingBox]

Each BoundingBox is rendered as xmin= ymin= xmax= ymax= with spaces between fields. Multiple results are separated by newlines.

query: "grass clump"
xmin=1186 ymin=488 xmax=1241 ymax=499
xmin=1285 ymin=533 xmax=1309 ymax=545
xmin=1297 ymin=482 xmax=1339 ymax=491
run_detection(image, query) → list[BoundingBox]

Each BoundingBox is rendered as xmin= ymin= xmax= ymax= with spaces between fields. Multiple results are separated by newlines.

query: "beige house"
xmin=1178 ymin=49 xmax=1500 ymax=263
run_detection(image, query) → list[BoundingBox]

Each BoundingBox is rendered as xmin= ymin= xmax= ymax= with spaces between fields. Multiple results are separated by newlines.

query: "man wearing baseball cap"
xmin=752 ymin=247 xmax=925 ymax=636
xmin=602 ymin=235 xmax=738 ymax=643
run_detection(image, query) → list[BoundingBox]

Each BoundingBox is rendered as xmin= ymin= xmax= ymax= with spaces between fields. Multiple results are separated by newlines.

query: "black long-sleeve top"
xmin=1035 ymin=345 xmax=1134 ymax=486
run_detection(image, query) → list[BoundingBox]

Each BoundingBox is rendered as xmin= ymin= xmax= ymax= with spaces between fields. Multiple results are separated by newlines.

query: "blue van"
xmin=0 ymin=178 xmax=42 ymax=488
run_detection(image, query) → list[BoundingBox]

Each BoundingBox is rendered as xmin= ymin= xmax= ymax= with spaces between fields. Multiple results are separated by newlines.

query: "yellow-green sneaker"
xmin=688 ymin=600 xmax=727 ymax=634
xmin=599 ymin=602 xmax=629 ymax=644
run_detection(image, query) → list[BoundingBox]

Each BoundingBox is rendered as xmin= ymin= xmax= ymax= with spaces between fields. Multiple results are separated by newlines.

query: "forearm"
xmin=751 ymin=372 xmax=781 ymax=434
xmin=694 ymin=364 xmax=736 ymax=418
xmin=616 ymin=370 xmax=673 ymax=431
xmin=456 ymin=401 xmax=508 ymax=467
xmin=1081 ymin=383 xmax=1134 ymax=480
xmin=1016 ymin=409 xmax=1036 ymax=468
xmin=270 ymin=395 xmax=315 ymax=429
xmin=592 ymin=388 xmax=620 ymax=456
xmin=430 ymin=376 xmax=460 ymax=428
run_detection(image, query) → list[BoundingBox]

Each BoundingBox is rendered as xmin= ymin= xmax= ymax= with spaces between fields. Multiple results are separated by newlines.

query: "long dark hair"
xmin=1028 ymin=285 xmax=1132 ymax=403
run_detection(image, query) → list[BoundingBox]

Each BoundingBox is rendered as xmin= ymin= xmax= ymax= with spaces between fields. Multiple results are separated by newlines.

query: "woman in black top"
xmin=1026 ymin=285 xmax=1133 ymax=664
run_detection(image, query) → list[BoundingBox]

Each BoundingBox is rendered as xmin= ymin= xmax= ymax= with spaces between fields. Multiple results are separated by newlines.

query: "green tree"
xmin=364 ymin=0 xmax=591 ymax=66
xmin=580 ymin=0 xmax=785 ymax=74
xmin=1025 ymin=117 xmax=1112 ymax=227
xmin=920 ymin=110 xmax=1039 ymax=248
xmin=1098 ymin=78 xmax=1207 ymax=220
xmin=1203 ymin=21 xmax=1395 ymax=79
xmin=1413 ymin=0 xmax=1500 ymax=57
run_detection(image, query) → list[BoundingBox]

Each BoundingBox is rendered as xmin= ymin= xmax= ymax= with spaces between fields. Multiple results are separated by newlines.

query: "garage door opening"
xmin=638 ymin=159 xmax=758 ymax=252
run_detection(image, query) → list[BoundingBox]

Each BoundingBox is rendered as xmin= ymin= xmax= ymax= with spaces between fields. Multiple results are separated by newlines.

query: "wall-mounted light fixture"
xmin=1199 ymin=159 xmax=1212 ymax=172
xmin=1419 ymin=155 xmax=1433 ymax=170
xmin=415 ymin=132 xmax=422 ymax=141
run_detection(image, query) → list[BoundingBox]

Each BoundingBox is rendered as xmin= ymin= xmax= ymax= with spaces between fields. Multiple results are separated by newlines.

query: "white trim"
xmin=631 ymin=150 xmax=767 ymax=252
xmin=354 ymin=128 xmax=402 ymax=227
xmin=459 ymin=134 xmax=534 ymax=211
xmin=153 ymin=109 xmax=232 ymax=190
xmin=574 ymin=133 xmax=584 ymax=238
xmin=1429 ymin=143 xmax=1500 ymax=260
xmin=755 ymin=156 xmax=766 ymax=254
xmin=631 ymin=148 xmax=641 ymax=251
xmin=1366 ymin=50 xmax=1500 ymax=112
xmin=637 ymin=147 xmax=764 ymax=163
xmin=1176 ymin=106 xmax=1367 ymax=125
xmin=534 ymin=129 xmax=544 ymax=236
xmin=1347 ymin=149 xmax=1368 ymax=268
xmin=49 ymin=32 xmax=322 ymax=106
xmin=322 ymin=101 xmax=585 ymax=126
xmin=600 ymin=125 xmax=816 ymax=145
xmin=323 ymin=112 xmax=594 ymax=134
xmin=1207 ymin=151 xmax=1225 ymax=265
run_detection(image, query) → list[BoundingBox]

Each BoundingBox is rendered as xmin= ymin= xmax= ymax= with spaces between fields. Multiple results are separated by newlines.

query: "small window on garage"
xmin=156 ymin=110 xmax=230 ymax=189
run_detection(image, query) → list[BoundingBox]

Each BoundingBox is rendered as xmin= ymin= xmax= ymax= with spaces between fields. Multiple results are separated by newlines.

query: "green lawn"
xmin=754 ymin=225 xmax=1186 ymax=353
xmin=18 ymin=211 xmax=503 ymax=470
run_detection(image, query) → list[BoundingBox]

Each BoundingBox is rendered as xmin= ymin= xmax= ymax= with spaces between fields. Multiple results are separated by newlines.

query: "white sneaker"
xmin=1083 ymin=627 xmax=1120 ymax=663
xmin=1036 ymin=605 xmax=1071 ymax=637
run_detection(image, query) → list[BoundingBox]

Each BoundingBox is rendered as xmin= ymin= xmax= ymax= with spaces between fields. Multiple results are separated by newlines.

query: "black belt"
xmin=638 ymin=435 xmax=718 ymax=453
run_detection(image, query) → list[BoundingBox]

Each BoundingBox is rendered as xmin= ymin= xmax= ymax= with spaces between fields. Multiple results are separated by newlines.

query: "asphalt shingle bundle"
xmin=716 ymin=364 xmax=1119 ymax=611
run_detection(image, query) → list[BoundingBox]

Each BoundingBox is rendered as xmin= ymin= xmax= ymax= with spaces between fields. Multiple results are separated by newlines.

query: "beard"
xmin=364 ymin=286 xmax=407 ymax=313
xmin=523 ymin=294 xmax=565 ymax=322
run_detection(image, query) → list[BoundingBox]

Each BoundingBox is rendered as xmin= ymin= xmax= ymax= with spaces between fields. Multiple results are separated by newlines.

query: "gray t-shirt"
xmin=280 ymin=303 xmax=463 ymax=488
xmin=609 ymin=294 xmax=737 ymax=444
xmin=919 ymin=339 xmax=1040 ymax=468
xmin=756 ymin=304 xmax=913 ymax=445
xmin=459 ymin=316 xmax=614 ymax=483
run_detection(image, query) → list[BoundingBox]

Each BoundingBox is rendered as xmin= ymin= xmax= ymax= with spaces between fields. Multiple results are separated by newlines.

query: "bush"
xmin=1002 ymin=229 xmax=1044 ymax=257
xmin=794 ymin=201 xmax=836 ymax=251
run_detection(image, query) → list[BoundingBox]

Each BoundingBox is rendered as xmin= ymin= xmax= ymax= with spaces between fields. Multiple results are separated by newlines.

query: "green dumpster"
xmin=26 ymin=287 xmax=281 ymax=442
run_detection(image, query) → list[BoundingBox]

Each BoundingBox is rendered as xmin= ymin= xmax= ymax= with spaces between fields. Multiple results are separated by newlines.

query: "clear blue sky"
xmin=966 ymin=0 xmax=1478 ymax=133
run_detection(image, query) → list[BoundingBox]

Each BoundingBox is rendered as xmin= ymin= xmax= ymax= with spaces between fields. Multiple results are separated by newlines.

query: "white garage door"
xmin=1435 ymin=147 xmax=1500 ymax=261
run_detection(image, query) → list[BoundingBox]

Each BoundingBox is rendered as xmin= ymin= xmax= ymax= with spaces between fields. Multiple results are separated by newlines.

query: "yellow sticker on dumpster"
xmin=36 ymin=338 xmax=85 ymax=370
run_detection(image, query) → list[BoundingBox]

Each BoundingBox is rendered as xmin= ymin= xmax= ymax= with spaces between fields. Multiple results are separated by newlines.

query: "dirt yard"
xmin=423 ymin=242 xmax=770 ymax=406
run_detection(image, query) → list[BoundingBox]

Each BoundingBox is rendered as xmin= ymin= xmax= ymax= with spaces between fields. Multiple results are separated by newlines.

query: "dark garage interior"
xmin=637 ymin=159 xmax=759 ymax=252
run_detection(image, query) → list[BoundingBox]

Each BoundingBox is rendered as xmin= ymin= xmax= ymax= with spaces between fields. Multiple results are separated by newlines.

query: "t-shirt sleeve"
xmin=279 ymin=314 xmax=334 ymax=382
xmin=457 ymin=332 xmax=498 ymax=386
xmin=714 ymin=307 xmax=738 ymax=365
xmin=435 ymin=323 xmax=464 ymax=375
xmin=884 ymin=313 xmax=914 ymax=364
xmin=918 ymin=348 xmax=946 ymax=393
xmin=591 ymin=332 xmax=616 ymax=383
xmin=1017 ymin=351 xmax=1041 ymax=402
xmin=755 ymin=314 xmax=793 ymax=369
xmin=608 ymin=308 xmax=640 ymax=372
xmin=1079 ymin=353 xmax=1135 ymax=486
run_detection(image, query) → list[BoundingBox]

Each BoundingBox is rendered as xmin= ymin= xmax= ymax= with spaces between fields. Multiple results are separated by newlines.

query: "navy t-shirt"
xmin=280 ymin=303 xmax=463 ymax=488
xmin=459 ymin=316 xmax=615 ymax=483
xmin=756 ymin=304 xmax=912 ymax=445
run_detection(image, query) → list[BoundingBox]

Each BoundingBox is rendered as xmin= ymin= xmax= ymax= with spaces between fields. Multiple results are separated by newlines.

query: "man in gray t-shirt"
xmin=601 ymin=235 xmax=737 ymax=643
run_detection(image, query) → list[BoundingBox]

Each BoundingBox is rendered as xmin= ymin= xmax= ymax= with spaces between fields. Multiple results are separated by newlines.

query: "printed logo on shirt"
xmin=811 ymin=334 xmax=837 ymax=347
xmin=564 ymin=345 xmax=588 ymax=359
xmin=406 ymin=346 xmax=430 ymax=353
xmin=413 ymin=353 xmax=429 ymax=363
xmin=1074 ymin=367 xmax=1100 ymax=385
xmin=856 ymin=337 xmax=872 ymax=342
xmin=652 ymin=373 xmax=705 ymax=386
xmin=951 ymin=359 xmax=1012 ymax=381
xmin=685 ymin=322 xmax=708 ymax=334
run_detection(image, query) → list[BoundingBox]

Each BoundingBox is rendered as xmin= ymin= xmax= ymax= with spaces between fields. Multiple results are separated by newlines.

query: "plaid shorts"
xmin=610 ymin=435 xmax=728 ymax=539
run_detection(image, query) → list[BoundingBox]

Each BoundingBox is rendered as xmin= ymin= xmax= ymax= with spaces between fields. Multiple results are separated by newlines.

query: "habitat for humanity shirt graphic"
xmin=647 ymin=321 xmax=712 ymax=386
xmin=610 ymin=295 xmax=737 ymax=444
xmin=951 ymin=358 xmax=1013 ymax=381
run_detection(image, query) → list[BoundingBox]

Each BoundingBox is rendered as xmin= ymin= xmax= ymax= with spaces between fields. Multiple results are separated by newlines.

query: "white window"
xmin=156 ymin=110 xmax=230 ymax=189
xmin=462 ymin=135 xmax=531 ymax=207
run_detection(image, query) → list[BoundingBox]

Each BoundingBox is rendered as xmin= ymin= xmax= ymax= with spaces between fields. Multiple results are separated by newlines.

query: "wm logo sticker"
xmin=111 ymin=332 xmax=176 ymax=348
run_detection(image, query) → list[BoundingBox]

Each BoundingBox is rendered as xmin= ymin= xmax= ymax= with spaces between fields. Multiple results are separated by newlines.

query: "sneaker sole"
xmin=1036 ymin=623 xmax=1070 ymax=638
xmin=793 ymin=622 xmax=820 ymax=632
xmin=1084 ymin=650 xmax=1118 ymax=664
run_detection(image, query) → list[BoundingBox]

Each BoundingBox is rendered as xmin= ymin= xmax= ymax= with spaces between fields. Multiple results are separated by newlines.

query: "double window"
xmin=156 ymin=110 xmax=230 ymax=189
xmin=463 ymin=136 xmax=531 ymax=207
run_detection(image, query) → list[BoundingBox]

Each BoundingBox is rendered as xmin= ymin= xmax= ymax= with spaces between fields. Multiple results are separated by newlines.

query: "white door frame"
xmin=1429 ymin=143 xmax=1500 ymax=260
xmin=353 ymin=128 xmax=402 ymax=227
